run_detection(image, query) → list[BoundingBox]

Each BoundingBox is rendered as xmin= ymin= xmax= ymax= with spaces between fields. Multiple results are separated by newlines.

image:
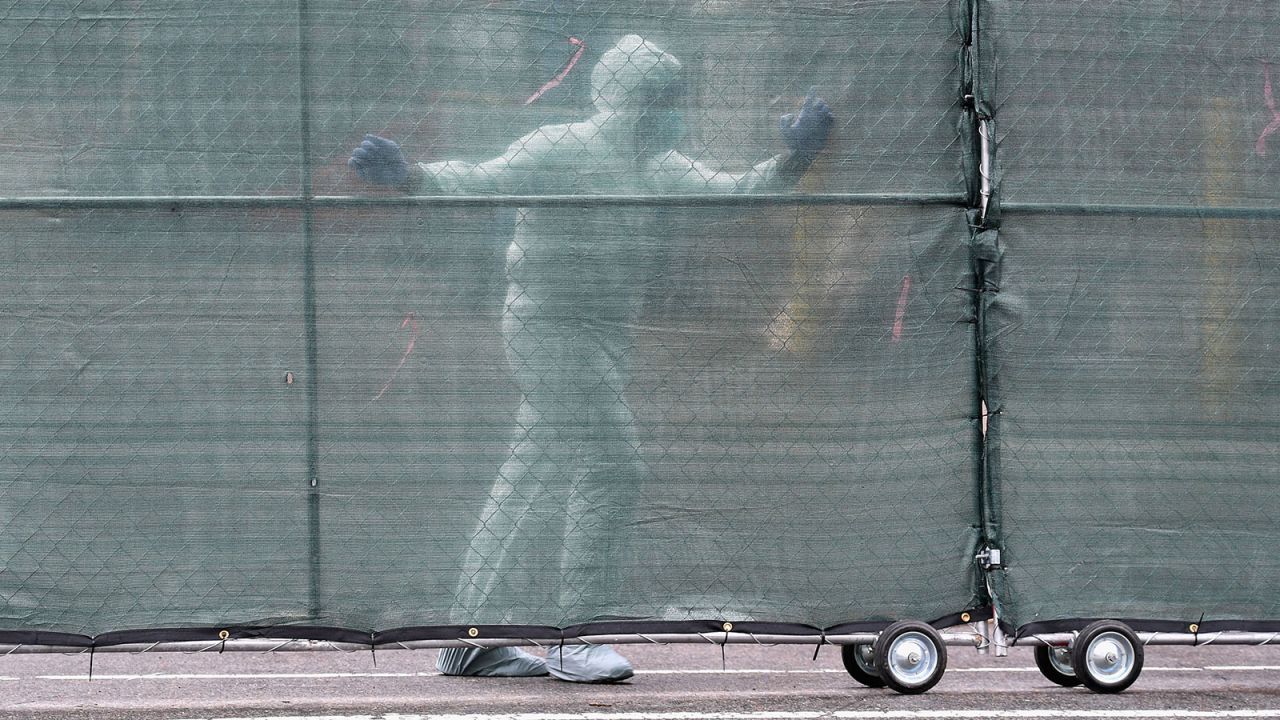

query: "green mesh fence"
xmin=983 ymin=0 xmax=1280 ymax=633
xmin=0 ymin=1 xmax=984 ymax=641
xmin=985 ymin=212 xmax=1280 ymax=631
xmin=1 ymin=0 xmax=1277 ymax=645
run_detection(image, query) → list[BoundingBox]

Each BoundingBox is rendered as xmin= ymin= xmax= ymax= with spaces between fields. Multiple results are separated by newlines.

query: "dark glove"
xmin=348 ymin=134 xmax=410 ymax=187
xmin=779 ymin=88 xmax=834 ymax=166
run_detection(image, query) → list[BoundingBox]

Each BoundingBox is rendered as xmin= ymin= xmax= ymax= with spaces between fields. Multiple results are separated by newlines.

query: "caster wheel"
xmin=1034 ymin=644 xmax=1081 ymax=687
xmin=1070 ymin=620 xmax=1143 ymax=694
xmin=873 ymin=621 xmax=947 ymax=695
xmin=841 ymin=643 xmax=885 ymax=688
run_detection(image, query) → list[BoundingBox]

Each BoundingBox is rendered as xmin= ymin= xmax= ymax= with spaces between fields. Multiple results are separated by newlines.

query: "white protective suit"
xmin=426 ymin=35 xmax=810 ymax=681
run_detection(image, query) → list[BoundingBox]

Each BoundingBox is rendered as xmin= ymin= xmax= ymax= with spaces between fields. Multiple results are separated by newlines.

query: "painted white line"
xmin=171 ymin=714 xmax=831 ymax=720
xmin=164 ymin=710 xmax=1280 ymax=720
xmin=36 ymin=672 xmax=434 ymax=681
xmin=834 ymin=707 xmax=1280 ymax=712
xmin=24 ymin=665 xmax=1272 ymax=681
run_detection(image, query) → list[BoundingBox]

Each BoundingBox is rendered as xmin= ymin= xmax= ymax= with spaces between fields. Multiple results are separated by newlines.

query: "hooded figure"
xmin=350 ymin=34 xmax=832 ymax=683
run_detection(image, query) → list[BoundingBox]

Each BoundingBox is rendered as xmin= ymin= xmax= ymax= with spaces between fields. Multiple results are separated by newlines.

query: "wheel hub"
xmin=1085 ymin=632 xmax=1135 ymax=684
xmin=1048 ymin=646 xmax=1074 ymax=676
xmin=856 ymin=644 xmax=875 ymax=668
xmin=887 ymin=632 xmax=938 ymax=685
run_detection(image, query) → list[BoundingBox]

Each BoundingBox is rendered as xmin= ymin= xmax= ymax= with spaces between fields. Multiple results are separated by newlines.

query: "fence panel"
xmin=985 ymin=211 xmax=1280 ymax=631
xmin=983 ymin=1 xmax=1280 ymax=634
xmin=0 ymin=1 xmax=986 ymax=640
xmin=311 ymin=204 xmax=981 ymax=631
xmin=991 ymin=1 xmax=1280 ymax=210
xmin=306 ymin=0 xmax=967 ymax=198
xmin=0 ymin=1 xmax=304 ymax=197
xmin=0 ymin=209 xmax=313 ymax=637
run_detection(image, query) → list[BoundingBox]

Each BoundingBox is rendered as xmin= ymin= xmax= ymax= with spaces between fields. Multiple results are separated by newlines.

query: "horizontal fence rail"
xmin=0 ymin=193 xmax=969 ymax=210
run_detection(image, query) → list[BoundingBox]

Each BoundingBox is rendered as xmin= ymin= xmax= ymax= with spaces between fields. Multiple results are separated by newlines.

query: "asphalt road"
xmin=1 ymin=641 xmax=1278 ymax=719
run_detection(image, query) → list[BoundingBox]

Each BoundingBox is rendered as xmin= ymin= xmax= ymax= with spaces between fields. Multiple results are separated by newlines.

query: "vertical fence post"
xmin=963 ymin=0 xmax=1006 ymax=653
xmin=296 ymin=0 xmax=322 ymax=620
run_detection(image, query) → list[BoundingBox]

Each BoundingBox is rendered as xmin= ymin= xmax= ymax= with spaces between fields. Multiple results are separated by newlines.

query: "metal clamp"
xmin=976 ymin=546 xmax=1003 ymax=569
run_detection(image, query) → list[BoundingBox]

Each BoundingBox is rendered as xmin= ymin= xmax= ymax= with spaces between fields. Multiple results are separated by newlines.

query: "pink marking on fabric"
xmin=525 ymin=36 xmax=586 ymax=106
xmin=891 ymin=275 xmax=912 ymax=343
xmin=1256 ymin=62 xmax=1280 ymax=156
xmin=374 ymin=312 xmax=420 ymax=400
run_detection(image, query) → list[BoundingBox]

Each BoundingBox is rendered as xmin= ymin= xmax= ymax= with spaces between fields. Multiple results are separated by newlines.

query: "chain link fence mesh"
xmin=984 ymin=0 xmax=1280 ymax=632
xmin=1 ymin=1 xmax=984 ymax=639
xmin=991 ymin=1 xmax=1280 ymax=210
xmin=985 ymin=212 xmax=1280 ymax=630
xmin=2 ymin=0 xmax=1278 ymax=644
xmin=311 ymin=205 xmax=979 ymax=631
xmin=0 ymin=1 xmax=304 ymax=197
xmin=0 ymin=208 xmax=313 ymax=634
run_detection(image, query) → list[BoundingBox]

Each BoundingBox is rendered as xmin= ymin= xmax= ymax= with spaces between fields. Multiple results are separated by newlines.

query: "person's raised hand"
xmin=348 ymin=134 xmax=410 ymax=187
xmin=779 ymin=88 xmax=834 ymax=164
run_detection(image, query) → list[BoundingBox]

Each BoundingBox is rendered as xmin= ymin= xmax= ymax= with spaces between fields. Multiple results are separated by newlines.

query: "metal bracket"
xmin=977 ymin=118 xmax=993 ymax=226
xmin=976 ymin=546 xmax=1003 ymax=569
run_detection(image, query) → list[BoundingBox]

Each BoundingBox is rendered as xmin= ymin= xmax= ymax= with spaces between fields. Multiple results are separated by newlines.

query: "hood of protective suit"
xmin=591 ymin=34 xmax=683 ymax=115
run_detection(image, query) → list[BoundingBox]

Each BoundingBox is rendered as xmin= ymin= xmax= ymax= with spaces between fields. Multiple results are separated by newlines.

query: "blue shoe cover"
xmin=437 ymin=646 xmax=549 ymax=677
xmin=546 ymin=644 xmax=634 ymax=683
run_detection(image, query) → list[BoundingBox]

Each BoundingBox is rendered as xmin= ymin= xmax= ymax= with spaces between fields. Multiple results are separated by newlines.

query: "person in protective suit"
xmin=350 ymin=34 xmax=833 ymax=683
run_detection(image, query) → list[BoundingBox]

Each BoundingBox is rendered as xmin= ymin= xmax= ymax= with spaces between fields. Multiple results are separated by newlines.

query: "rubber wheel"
xmin=1070 ymin=620 xmax=1143 ymax=694
xmin=1034 ymin=644 xmax=1081 ymax=687
xmin=840 ymin=644 xmax=885 ymax=688
xmin=873 ymin=621 xmax=947 ymax=695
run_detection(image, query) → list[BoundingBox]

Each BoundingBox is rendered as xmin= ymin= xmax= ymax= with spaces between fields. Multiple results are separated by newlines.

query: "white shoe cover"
xmin=546 ymin=644 xmax=634 ymax=683
xmin=437 ymin=646 xmax=549 ymax=677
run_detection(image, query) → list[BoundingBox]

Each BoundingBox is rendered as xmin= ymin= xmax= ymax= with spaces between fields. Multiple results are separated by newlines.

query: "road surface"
xmin=1 ymin=641 xmax=1277 ymax=719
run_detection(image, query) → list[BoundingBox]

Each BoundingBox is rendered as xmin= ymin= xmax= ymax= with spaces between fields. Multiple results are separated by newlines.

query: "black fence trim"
xmin=1011 ymin=618 xmax=1188 ymax=638
xmin=824 ymin=607 xmax=991 ymax=635
xmin=0 ymin=626 xmax=375 ymax=647
xmin=94 ymin=625 xmax=375 ymax=647
xmin=1199 ymin=620 xmax=1280 ymax=633
xmin=0 ymin=630 xmax=93 ymax=647
xmin=375 ymin=625 xmax=564 ymax=644
xmin=0 ymin=611 xmax=996 ymax=648
xmin=1007 ymin=617 xmax=1280 ymax=639
xmin=563 ymin=620 xmax=731 ymax=636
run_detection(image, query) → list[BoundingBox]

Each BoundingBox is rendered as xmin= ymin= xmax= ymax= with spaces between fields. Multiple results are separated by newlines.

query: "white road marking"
xmin=163 ymin=709 xmax=1280 ymax=720
xmin=834 ymin=707 xmax=1280 ymax=712
xmin=21 ymin=665 xmax=1269 ymax=681
xmin=36 ymin=672 xmax=435 ymax=681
